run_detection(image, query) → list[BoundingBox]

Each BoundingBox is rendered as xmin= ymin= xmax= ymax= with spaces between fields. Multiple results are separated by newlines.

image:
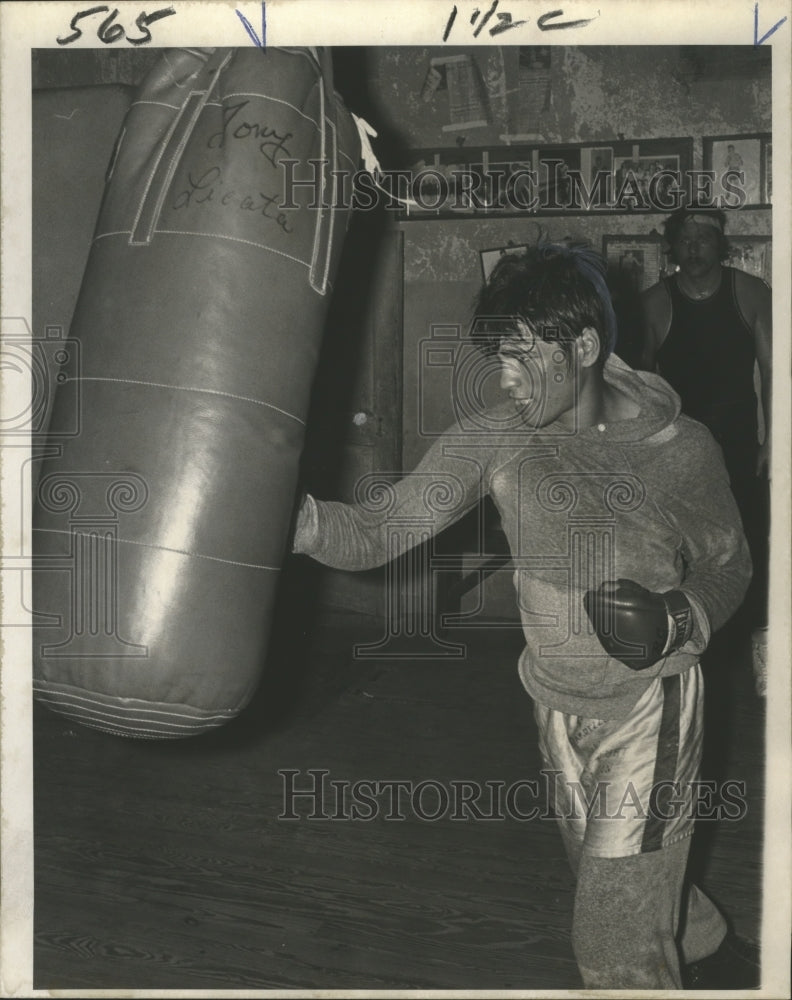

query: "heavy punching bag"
xmin=33 ymin=47 xmax=361 ymax=737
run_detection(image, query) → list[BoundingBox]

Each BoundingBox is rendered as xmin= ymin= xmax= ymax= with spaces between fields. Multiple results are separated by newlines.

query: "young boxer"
xmin=294 ymin=243 xmax=757 ymax=989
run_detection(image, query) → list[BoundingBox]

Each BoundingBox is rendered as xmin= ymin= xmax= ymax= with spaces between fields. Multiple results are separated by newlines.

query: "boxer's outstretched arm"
xmin=293 ymin=431 xmax=487 ymax=571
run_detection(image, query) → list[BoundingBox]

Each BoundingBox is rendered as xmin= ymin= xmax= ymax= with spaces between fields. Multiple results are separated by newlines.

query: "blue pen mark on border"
xmin=754 ymin=2 xmax=787 ymax=45
xmin=236 ymin=2 xmax=266 ymax=48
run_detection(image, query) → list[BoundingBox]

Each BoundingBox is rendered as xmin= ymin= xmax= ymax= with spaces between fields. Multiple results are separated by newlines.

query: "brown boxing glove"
xmin=584 ymin=579 xmax=694 ymax=670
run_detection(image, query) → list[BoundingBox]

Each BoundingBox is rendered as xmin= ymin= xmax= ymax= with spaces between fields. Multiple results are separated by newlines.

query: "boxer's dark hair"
xmin=470 ymin=245 xmax=610 ymax=369
xmin=664 ymin=205 xmax=730 ymax=263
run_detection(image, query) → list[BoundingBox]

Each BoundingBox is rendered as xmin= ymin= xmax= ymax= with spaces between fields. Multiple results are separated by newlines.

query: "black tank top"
xmin=657 ymin=267 xmax=758 ymax=477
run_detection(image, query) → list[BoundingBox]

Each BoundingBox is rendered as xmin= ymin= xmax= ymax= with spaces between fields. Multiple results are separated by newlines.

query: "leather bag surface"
xmin=33 ymin=47 xmax=360 ymax=738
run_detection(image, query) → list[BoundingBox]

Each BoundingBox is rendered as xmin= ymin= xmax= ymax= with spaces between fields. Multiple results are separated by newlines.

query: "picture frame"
xmin=703 ymin=133 xmax=771 ymax=208
xmin=512 ymin=46 xmax=553 ymax=131
xmin=602 ymin=233 xmax=670 ymax=293
xmin=580 ymin=146 xmax=614 ymax=189
xmin=518 ymin=46 xmax=552 ymax=71
xmin=724 ymin=234 xmax=772 ymax=284
xmin=399 ymin=137 xmax=693 ymax=218
xmin=477 ymin=149 xmax=538 ymax=212
xmin=404 ymin=146 xmax=485 ymax=216
xmin=612 ymin=154 xmax=680 ymax=208
xmin=537 ymin=146 xmax=582 ymax=206
xmin=764 ymin=140 xmax=772 ymax=204
xmin=479 ymin=242 xmax=530 ymax=282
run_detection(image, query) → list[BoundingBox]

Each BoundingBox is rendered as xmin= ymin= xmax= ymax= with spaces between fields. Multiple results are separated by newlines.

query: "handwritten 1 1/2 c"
xmin=442 ymin=1 xmax=598 ymax=41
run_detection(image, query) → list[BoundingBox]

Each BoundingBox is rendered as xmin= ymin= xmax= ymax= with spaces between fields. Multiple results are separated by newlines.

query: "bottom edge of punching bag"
xmin=33 ymin=680 xmax=244 ymax=740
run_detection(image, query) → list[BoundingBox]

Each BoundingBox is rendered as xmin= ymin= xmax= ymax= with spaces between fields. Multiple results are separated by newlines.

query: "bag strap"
xmin=130 ymin=49 xmax=232 ymax=246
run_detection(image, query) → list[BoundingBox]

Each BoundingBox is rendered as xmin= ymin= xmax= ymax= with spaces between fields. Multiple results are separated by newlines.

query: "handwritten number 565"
xmin=57 ymin=6 xmax=176 ymax=46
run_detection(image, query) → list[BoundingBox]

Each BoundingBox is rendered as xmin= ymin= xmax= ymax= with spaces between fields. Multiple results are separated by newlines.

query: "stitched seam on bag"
xmin=105 ymin=126 xmax=126 ymax=185
xmin=143 ymin=89 xmax=216 ymax=240
xmin=339 ymin=146 xmax=356 ymax=169
xmin=129 ymin=100 xmax=183 ymax=111
xmin=128 ymin=101 xmax=190 ymax=242
xmin=27 ymin=708 xmax=228 ymax=737
xmin=307 ymin=67 xmax=328 ymax=293
xmin=60 ymin=376 xmax=306 ymax=425
xmin=33 ymin=528 xmax=282 ymax=571
xmin=318 ymin=116 xmax=339 ymax=294
xmin=130 ymin=92 xmax=207 ymax=244
xmin=130 ymin=53 xmax=232 ymax=245
xmin=32 ymin=688 xmax=237 ymax=721
xmin=92 ymin=227 xmax=319 ymax=275
xmin=155 ymin=228 xmax=312 ymax=269
xmin=90 ymin=230 xmax=335 ymax=295
xmin=94 ymin=229 xmax=136 ymax=241
xmin=32 ymin=695 xmax=235 ymax=723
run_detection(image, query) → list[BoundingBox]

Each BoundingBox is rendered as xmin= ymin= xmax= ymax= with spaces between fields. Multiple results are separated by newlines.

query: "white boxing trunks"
xmin=534 ymin=665 xmax=704 ymax=858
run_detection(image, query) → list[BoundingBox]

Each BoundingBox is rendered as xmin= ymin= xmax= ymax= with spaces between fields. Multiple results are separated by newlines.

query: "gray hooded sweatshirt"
xmin=295 ymin=355 xmax=751 ymax=720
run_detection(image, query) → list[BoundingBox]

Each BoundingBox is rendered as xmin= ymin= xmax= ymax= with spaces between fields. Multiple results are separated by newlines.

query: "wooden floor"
xmin=34 ymin=603 xmax=766 ymax=991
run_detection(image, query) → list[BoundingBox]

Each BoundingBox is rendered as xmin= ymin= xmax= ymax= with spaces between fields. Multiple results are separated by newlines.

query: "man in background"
xmin=638 ymin=205 xmax=771 ymax=689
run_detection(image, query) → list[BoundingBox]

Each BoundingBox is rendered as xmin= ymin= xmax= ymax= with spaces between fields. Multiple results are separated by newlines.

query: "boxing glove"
xmin=584 ymin=579 xmax=694 ymax=670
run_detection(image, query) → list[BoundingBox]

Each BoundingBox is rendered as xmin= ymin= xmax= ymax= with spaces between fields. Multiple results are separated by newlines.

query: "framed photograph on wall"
xmin=602 ymin=234 xmax=669 ymax=293
xmin=613 ymin=154 xmax=680 ymax=208
xmin=513 ymin=46 xmax=552 ymax=132
xmin=399 ymin=137 xmax=693 ymax=218
xmin=479 ymin=243 xmax=530 ymax=281
xmin=403 ymin=146 xmax=486 ymax=215
xmin=763 ymin=140 xmax=772 ymax=204
xmin=703 ymin=133 xmax=770 ymax=207
xmin=537 ymin=146 xmax=581 ymax=205
xmin=581 ymin=146 xmax=614 ymax=189
xmin=725 ymin=235 xmax=772 ymax=284
xmin=480 ymin=149 xmax=537 ymax=212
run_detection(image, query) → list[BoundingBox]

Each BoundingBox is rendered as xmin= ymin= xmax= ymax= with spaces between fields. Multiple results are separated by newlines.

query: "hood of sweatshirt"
xmin=599 ymin=353 xmax=683 ymax=445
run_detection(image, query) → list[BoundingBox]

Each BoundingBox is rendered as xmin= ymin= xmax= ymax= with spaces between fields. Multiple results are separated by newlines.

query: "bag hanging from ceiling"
xmin=33 ymin=47 xmax=360 ymax=738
